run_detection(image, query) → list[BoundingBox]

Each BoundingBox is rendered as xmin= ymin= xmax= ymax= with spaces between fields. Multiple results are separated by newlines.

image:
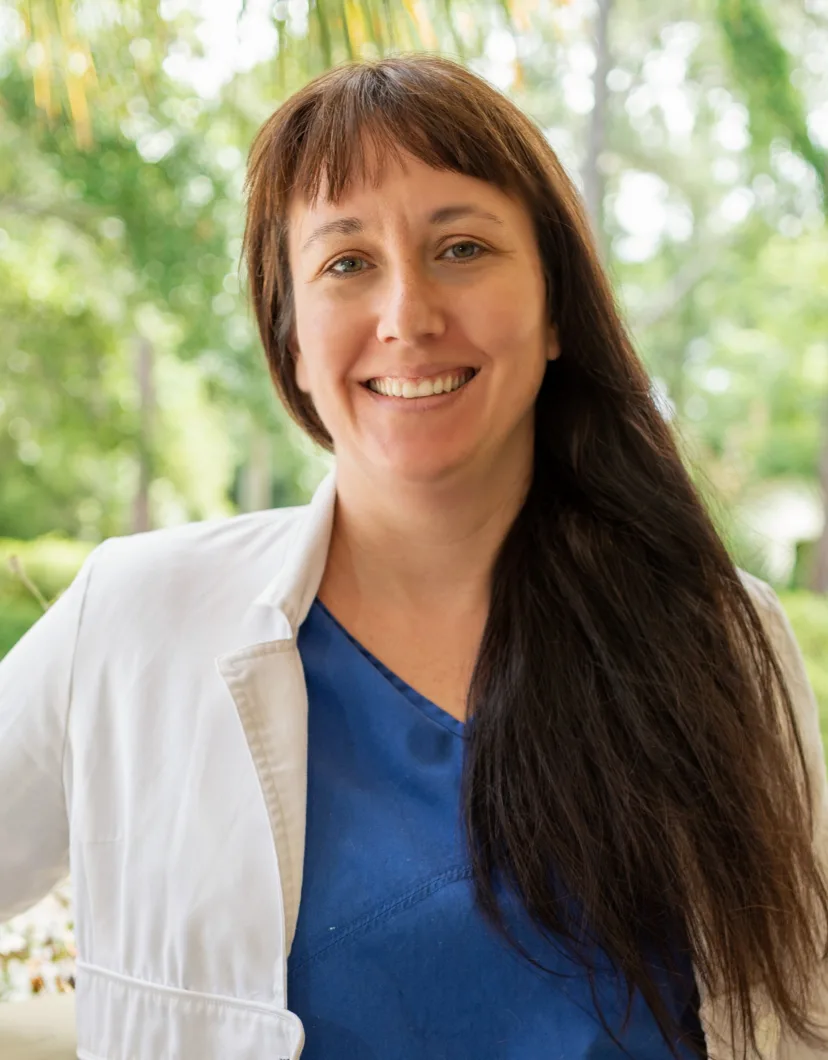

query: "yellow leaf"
xmin=344 ymin=0 xmax=368 ymax=55
xmin=402 ymin=0 xmax=437 ymax=49
xmin=67 ymin=72 xmax=92 ymax=149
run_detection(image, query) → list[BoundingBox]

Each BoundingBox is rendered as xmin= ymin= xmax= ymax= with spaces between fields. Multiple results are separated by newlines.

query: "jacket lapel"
xmin=216 ymin=465 xmax=337 ymax=961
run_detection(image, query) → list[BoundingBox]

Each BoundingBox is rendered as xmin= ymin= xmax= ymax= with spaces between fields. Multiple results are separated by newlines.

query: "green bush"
xmin=0 ymin=536 xmax=92 ymax=605
xmin=0 ymin=536 xmax=92 ymax=660
xmin=0 ymin=597 xmax=44 ymax=658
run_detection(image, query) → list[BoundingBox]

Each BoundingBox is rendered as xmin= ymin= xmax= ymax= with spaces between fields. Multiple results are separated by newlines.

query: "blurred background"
xmin=0 ymin=0 xmax=827 ymax=1003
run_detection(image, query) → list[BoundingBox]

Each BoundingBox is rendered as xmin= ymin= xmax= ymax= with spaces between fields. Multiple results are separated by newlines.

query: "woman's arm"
xmin=0 ymin=546 xmax=102 ymax=921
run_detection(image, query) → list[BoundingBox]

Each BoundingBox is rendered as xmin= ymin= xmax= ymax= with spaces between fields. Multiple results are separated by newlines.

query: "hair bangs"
xmin=286 ymin=62 xmax=524 ymax=209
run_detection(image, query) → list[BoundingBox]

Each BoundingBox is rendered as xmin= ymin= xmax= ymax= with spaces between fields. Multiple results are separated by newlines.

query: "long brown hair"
xmin=242 ymin=54 xmax=828 ymax=1058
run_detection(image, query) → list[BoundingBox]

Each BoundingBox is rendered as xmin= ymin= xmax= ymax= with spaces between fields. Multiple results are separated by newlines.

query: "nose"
xmin=375 ymin=262 xmax=447 ymax=345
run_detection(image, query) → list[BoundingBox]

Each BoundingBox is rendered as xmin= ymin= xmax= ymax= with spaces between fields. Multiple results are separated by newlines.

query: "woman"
xmin=0 ymin=54 xmax=826 ymax=1060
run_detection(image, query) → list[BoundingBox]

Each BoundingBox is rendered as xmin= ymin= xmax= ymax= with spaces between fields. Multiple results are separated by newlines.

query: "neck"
xmin=321 ymin=438 xmax=533 ymax=620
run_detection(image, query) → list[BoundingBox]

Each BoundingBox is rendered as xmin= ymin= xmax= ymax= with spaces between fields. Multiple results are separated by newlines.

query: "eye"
xmin=326 ymin=255 xmax=368 ymax=277
xmin=442 ymin=240 xmax=487 ymax=262
xmin=324 ymin=241 xmax=487 ymax=276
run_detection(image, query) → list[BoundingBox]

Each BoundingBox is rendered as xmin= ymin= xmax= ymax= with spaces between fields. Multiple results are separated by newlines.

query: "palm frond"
xmin=11 ymin=0 xmax=524 ymax=142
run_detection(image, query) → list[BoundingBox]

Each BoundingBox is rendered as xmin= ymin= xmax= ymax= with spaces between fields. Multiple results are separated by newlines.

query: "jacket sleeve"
xmin=755 ymin=581 xmax=828 ymax=1058
xmin=0 ymin=545 xmax=102 ymax=921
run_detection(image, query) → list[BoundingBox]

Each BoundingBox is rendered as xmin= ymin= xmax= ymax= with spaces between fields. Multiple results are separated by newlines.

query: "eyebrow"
xmin=300 ymin=204 xmax=505 ymax=253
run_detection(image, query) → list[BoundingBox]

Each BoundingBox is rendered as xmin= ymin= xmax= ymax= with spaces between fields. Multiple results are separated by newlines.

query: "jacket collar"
xmin=252 ymin=463 xmax=337 ymax=632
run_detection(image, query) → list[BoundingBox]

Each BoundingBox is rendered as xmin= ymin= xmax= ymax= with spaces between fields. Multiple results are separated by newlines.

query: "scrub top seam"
xmin=289 ymin=862 xmax=474 ymax=976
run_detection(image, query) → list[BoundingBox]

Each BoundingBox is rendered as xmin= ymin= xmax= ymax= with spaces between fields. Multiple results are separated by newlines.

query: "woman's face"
xmin=286 ymin=150 xmax=558 ymax=486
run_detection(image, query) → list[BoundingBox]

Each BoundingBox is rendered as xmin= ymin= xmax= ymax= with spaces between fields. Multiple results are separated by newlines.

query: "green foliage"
xmin=0 ymin=22 xmax=316 ymax=539
xmin=0 ymin=536 xmax=91 ymax=602
xmin=0 ymin=598 xmax=43 ymax=660
xmin=717 ymin=0 xmax=827 ymax=203
xmin=0 ymin=535 xmax=90 ymax=659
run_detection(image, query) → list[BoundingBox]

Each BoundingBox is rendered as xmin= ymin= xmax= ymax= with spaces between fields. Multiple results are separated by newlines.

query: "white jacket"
xmin=1 ymin=467 xmax=826 ymax=1060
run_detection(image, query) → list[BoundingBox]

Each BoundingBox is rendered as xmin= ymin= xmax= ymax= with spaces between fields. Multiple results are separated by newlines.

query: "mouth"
xmin=360 ymin=367 xmax=479 ymax=400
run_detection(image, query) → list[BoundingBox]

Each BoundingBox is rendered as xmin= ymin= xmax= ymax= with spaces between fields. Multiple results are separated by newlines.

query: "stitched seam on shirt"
xmin=218 ymin=655 xmax=296 ymax=987
xmin=289 ymin=863 xmax=474 ymax=974
xmin=219 ymin=639 xmax=297 ymax=663
xmin=77 ymin=960 xmax=295 ymax=1018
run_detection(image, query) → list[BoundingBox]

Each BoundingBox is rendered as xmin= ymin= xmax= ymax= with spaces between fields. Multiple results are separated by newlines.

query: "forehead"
xmin=287 ymin=151 xmax=522 ymax=245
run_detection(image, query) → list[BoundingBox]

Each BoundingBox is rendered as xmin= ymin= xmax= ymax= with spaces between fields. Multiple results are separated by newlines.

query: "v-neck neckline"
xmin=311 ymin=597 xmax=467 ymax=739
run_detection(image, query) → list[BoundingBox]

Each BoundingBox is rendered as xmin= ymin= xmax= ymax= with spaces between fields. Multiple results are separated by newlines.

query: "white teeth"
xmin=367 ymin=370 xmax=474 ymax=399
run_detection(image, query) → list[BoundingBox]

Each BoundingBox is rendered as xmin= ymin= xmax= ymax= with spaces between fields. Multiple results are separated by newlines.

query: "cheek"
xmin=292 ymin=295 xmax=352 ymax=393
xmin=293 ymin=320 xmax=366 ymax=404
xmin=461 ymin=277 xmax=548 ymax=368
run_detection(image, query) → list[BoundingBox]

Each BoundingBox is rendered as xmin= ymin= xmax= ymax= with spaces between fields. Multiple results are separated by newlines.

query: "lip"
xmin=360 ymin=368 xmax=479 ymax=410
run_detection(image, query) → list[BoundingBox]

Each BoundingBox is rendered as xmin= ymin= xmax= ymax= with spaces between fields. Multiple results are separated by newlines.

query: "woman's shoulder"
xmin=736 ymin=568 xmax=826 ymax=810
xmin=76 ymin=502 xmax=311 ymax=638
xmin=735 ymin=567 xmax=813 ymax=706
xmin=736 ymin=566 xmax=775 ymax=611
xmin=96 ymin=502 xmax=306 ymax=571
xmin=735 ymin=568 xmax=806 ymax=679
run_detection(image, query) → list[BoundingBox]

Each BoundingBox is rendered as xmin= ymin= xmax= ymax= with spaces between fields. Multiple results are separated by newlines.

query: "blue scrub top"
xmin=288 ymin=598 xmax=706 ymax=1059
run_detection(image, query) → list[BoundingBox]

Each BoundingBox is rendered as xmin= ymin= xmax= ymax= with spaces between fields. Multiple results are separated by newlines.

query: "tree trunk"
xmin=131 ymin=335 xmax=155 ymax=535
xmin=582 ymin=0 xmax=613 ymax=258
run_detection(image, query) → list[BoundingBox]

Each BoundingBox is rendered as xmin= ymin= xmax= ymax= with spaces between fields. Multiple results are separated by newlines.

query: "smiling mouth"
xmin=362 ymin=368 xmax=478 ymax=399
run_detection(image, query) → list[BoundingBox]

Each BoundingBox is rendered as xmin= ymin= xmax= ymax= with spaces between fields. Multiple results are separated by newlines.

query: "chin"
xmin=375 ymin=446 xmax=474 ymax=485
